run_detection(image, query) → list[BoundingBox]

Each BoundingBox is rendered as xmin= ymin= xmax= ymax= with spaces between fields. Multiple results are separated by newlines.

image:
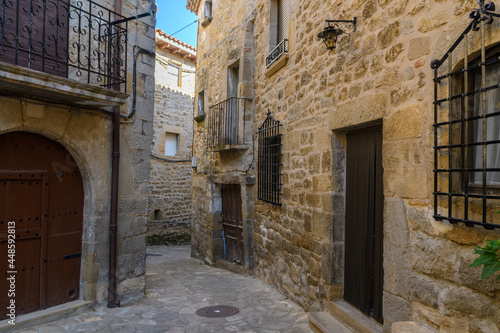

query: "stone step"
xmin=0 ymin=300 xmax=93 ymax=332
xmin=392 ymin=321 xmax=436 ymax=333
xmin=309 ymin=312 xmax=353 ymax=333
xmin=326 ymin=300 xmax=383 ymax=333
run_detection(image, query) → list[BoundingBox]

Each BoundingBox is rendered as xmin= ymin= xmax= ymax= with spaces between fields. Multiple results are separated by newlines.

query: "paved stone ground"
xmin=17 ymin=246 xmax=312 ymax=333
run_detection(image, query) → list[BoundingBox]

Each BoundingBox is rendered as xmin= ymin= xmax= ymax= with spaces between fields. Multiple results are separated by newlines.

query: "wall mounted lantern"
xmin=318 ymin=17 xmax=357 ymax=50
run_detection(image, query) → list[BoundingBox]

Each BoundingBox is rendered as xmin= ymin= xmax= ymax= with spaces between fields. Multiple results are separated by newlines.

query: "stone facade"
xmin=188 ymin=0 xmax=500 ymax=331
xmin=147 ymin=30 xmax=195 ymax=245
xmin=0 ymin=0 xmax=156 ymax=309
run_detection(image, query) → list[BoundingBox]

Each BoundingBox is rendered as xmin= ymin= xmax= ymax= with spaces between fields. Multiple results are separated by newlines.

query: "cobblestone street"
xmin=14 ymin=246 xmax=312 ymax=333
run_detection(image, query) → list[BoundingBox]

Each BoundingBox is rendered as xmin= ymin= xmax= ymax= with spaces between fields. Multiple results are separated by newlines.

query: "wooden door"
xmin=0 ymin=132 xmax=83 ymax=319
xmin=344 ymin=125 xmax=384 ymax=324
xmin=221 ymin=184 xmax=244 ymax=264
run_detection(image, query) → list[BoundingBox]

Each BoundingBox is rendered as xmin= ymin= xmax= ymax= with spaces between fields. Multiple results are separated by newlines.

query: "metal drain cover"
xmin=195 ymin=305 xmax=239 ymax=318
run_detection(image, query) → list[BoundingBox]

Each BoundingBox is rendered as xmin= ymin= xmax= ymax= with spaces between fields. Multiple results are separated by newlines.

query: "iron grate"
xmin=195 ymin=305 xmax=239 ymax=318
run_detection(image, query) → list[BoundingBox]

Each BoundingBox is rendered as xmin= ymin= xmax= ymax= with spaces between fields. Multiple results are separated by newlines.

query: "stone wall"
xmin=189 ymin=0 xmax=500 ymax=331
xmin=147 ymin=40 xmax=195 ymax=244
xmin=0 ymin=0 xmax=157 ymax=306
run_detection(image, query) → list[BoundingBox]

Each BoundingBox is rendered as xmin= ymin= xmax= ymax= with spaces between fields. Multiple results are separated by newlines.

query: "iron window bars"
xmin=266 ymin=39 xmax=288 ymax=68
xmin=257 ymin=112 xmax=283 ymax=205
xmin=431 ymin=0 xmax=500 ymax=229
xmin=0 ymin=0 xmax=128 ymax=92
xmin=207 ymin=97 xmax=251 ymax=150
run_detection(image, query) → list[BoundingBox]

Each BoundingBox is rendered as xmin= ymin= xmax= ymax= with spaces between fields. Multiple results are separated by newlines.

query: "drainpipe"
xmin=108 ymin=105 xmax=121 ymax=308
xmin=108 ymin=0 xmax=123 ymax=309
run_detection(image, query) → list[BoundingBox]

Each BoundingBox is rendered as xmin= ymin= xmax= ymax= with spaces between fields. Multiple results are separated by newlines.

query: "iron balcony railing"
xmin=0 ymin=0 xmax=128 ymax=92
xmin=207 ymin=97 xmax=251 ymax=150
xmin=266 ymin=39 xmax=288 ymax=68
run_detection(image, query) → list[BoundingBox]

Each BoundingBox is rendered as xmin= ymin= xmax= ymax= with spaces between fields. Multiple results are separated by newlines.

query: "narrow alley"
xmin=12 ymin=246 xmax=312 ymax=333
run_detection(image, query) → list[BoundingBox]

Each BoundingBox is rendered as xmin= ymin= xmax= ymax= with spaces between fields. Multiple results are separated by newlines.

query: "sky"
xmin=155 ymin=1 xmax=199 ymax=48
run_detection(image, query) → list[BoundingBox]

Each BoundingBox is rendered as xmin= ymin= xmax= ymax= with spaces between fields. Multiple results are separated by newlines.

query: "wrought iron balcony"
xmin=266 ymin=39 xmax=288 ymax=68
xmin=0 ymin=0 xmax=128 ymax=92
xmin=207 ymin=97 xmax=251 ymax=150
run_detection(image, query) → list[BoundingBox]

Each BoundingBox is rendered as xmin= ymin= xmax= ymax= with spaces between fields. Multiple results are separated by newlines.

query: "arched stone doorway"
xmin=0 ymin=131 xmax=84 ymax=319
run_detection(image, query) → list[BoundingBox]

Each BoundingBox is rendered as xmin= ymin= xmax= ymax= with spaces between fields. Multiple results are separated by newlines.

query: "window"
xmin=431 ymin=5 xmax=500 ymax=229
xmin=257 ymin=112 xmax=282 ymax=205
xmin=266 ymin=0 xmax=289 ymax=68
xmin=167 ymin=61 xmax=182 ymax=87
xmin=201 ymin=0 xmax=212 ymax=27
xmin=197 ymin=90 xmax=205 ymax=117
xmin=164 ymin=132 xmax=178 ymax=156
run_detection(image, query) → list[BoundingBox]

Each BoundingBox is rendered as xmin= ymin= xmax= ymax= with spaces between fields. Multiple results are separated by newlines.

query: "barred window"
xmin=257 ymin=112 xmax=282 ymax=205
xmin=431 ymin=1 xmax=500 ymax=229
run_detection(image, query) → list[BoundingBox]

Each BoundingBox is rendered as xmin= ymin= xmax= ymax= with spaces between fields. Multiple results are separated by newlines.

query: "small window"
xmin=204 ymin=0 xmax=212 ymax=20
xmin=167 ymin=61 xmax=182 ymax=87
xmin=257 ymin=112 xmax=283 ymax=205
xmin=201 ymin=0 xmax=212 ymax=27
xmin=197 ymin=90 xmax=205 ymax=116
xmin=164 ymin=132 xmax=178 ymax=156
xmin=267 ymin=0 xmax=289 ymax=68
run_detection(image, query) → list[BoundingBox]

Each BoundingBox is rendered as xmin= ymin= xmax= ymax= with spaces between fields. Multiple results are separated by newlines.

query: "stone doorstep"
xmin=391 ymin=321 xmax=436 ymax=333
xmin=215 ymin=259 xmax=249 ymax=276
xmin=326 ymin=300 xmax=383 ymax=333
xmin=0 ymin=300 xmax=94 ymax=332
xmin=308 ymin=311 xmax=353 ymax=333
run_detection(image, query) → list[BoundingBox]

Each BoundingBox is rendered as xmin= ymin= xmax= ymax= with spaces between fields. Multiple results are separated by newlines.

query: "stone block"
xmin=408 ymin=37 xmax=431 ymax=61
xmin=383 ymin=292 xmax=411 ymax=324
xmin=384 ymin=104 xmax=424 ymax=140
xmin=383 ymin=197 xmax=410 ymax=298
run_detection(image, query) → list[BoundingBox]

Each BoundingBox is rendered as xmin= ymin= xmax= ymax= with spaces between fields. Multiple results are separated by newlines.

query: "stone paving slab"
xmin=14 ymin=246 xmax=312 ymax=333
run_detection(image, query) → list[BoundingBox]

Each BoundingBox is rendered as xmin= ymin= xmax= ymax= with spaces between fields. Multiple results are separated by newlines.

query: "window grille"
xmin=0 ymin=0 xmax=129 ymax=91
xmin=431 ymin=0 xmax=500 ymax=229
xmin=257 ymin=112 xmax=283 ymax=205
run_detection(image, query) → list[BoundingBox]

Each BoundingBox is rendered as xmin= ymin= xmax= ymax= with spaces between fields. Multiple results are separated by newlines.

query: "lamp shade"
xmin=318 ymin=26 xmax=342 ymax=50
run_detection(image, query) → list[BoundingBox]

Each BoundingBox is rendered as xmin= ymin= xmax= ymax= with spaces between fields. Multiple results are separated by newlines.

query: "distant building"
xmin=147 ymin=30 xmax=196 ymax=245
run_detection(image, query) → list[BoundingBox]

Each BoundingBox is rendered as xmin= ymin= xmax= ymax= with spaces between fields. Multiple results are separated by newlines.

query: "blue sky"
xmin=156 ymin=1 xmax=198 ymax=48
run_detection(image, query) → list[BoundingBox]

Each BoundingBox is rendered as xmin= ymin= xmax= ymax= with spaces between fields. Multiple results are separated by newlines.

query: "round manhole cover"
xmin=195 ymin=305 xmax=239 ymax=318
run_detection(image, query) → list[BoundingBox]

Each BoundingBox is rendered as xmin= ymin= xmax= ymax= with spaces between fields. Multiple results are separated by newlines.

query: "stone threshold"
xmin=309 ymin=311 xmax=352 ymax=333
xmin=0 ymin=300 xmax=94 ymax=332
xmin=215 ymin=259 xmax=249 ymax=276
xmin=324 ymin=300 xmax=383 ymax=333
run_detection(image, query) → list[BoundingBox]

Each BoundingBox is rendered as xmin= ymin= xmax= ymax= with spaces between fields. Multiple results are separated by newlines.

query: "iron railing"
xmin=207 ymin=97 xmax=251 ymax=149
xmin=266 ymin=39 xmax=288 ymax=68
xmin=431 ymin=0 xmax=500 ymax=229
xmin=257 ymin=112 xmax=282 ymax=205
xmin=0 ymin=0 xmax=128 ymax=92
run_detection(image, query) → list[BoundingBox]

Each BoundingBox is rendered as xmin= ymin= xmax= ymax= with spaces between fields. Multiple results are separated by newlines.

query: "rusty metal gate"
xmin=0 ymin=132 xmax=83 ymax=319
xmin=344 ymin=125 xmax=384 ymax=324
xmin=221 ymin=184 xmax=244 ymax=264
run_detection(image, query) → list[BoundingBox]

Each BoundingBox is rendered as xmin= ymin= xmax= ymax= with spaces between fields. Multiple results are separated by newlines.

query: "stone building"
xmin=147 ymin=30 xmax=196 ymax=245
xmin=187 ymin=0 xmax=500 ymax=331
xmin=0 ymin=0 xmax=156 ymax=322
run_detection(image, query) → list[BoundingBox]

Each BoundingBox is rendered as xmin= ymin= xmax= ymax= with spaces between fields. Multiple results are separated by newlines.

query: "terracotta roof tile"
xmin=155 ymin=29 xmax=196 ymax=52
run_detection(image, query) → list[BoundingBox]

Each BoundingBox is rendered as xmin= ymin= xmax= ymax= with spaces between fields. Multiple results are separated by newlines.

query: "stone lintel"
xmin=0 ymin=62 xmax=129 ymax=109
xmin=330 ymin=94 xmax=387 ymax=131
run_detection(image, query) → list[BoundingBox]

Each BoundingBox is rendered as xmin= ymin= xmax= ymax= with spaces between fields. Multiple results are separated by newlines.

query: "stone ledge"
xmin=0 ymin=62 xmax=129 ymax=109
xmin=308 ymin=311 xmax=352 ymax=333
xmin=211 ymin=144 xmax=251 ymax=152
xmin=265 ymin=53 xmax=289 ymax=78
xmin=0 ymin=300 xmax=93 ymax=332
